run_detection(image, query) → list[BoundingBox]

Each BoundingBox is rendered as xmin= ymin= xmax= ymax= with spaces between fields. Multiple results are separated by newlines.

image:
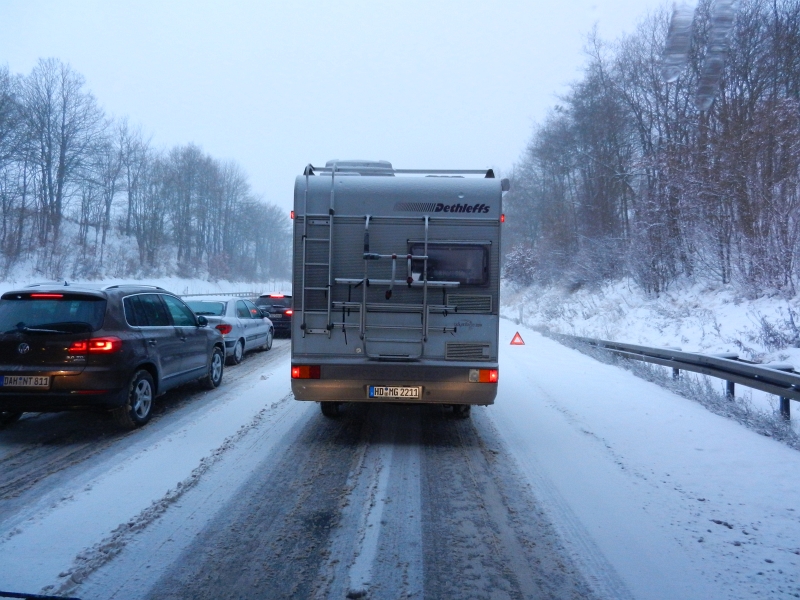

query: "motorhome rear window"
xmin=409 ymin=243 xmax=488 ymax=286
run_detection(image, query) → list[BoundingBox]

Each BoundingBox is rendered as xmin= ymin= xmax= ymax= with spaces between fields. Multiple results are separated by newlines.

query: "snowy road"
xmin=0 ymin=323 xmax=799 ymax=599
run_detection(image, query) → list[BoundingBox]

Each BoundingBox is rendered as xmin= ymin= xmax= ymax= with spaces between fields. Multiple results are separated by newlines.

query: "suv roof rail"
xmin=101 ymin=284 xmax=166 ymax=291
xmin=25 ymin=281 xmax=68 ymax=288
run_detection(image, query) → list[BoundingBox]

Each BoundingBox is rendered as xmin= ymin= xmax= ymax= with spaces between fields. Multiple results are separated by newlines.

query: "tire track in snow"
xmin=50 ymin=391 xmax=296 ymax=597
xmin=315 ymin=403 xmax=424 ymax=600
xmin=0 ymin=341 xmax=289 ymax=506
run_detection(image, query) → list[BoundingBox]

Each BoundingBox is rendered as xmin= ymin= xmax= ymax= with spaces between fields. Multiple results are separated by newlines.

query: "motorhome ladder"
xmin=299 ymin=164 xmax=337 ymax=337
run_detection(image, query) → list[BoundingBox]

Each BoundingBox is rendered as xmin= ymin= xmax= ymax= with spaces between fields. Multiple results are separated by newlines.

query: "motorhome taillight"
xmin=292 ymin=365 xmax=320 ymax=379
xmin=469 ymin=368 xmax=498 ymax=383
xmin=500 ymin=214 xmax=505 ymax=223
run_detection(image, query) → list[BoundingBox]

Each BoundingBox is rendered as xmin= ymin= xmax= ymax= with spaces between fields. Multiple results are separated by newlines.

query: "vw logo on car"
xmin=17 ymin=343 xmax=30 ymax=355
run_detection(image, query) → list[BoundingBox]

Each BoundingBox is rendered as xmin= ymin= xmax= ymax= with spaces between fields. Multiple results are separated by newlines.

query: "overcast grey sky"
xmin=0 ymin=0 xmax=666 ymax=212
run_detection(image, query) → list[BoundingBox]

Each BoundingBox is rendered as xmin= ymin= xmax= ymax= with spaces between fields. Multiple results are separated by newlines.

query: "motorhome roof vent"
xmin=325 ymin=159 xmax=394 ymax=176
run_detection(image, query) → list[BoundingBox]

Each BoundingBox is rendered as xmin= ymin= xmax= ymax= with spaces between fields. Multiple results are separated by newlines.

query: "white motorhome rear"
xmin=290 ymin=160 xmax=506 ymax=417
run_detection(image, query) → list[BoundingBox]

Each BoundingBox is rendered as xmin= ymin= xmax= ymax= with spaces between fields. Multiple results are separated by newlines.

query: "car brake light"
xmin=285 ymin=309 xmax=293 ymax=316
xmin=469 ymin=368 xmax=498 ymax=383
xmin=291 ymin=365 xmax=320 ymax=379
xmin=215 ymin=324 xmax=233 ymax=335
xmin=68 ymin=340 xmax=88 ymax=354
xmin=269 ymin=294 xmax=284 ymax=298
xmin=30 ymin=293 xmax=63 ymax=299
xmin=89 ymin=337 xmax=122 ymax=352
xmin=69 ymin=337 xmax=122 ymax=354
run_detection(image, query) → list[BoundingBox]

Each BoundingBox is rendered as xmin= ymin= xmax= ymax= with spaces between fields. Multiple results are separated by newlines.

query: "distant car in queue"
xmin=254 ymin=294 xmax=292 ymax=337
xmin=0 ymin=283 xmax=225 ymax=429
xmin=185 ymin=297 xmax=273 ymax=365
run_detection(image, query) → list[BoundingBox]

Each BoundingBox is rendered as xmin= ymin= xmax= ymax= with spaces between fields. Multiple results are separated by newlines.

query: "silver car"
xmin=185 ymin=297 xmax=273 ymax=365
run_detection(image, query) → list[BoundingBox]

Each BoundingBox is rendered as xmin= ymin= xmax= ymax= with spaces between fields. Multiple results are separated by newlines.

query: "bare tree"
xmin=19 ymin=58 xmax=103 ymax=248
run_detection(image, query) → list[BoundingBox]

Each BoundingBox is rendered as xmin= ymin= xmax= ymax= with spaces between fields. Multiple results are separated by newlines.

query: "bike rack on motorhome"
xmin=290 ymin=160 xmax=508 ymax=418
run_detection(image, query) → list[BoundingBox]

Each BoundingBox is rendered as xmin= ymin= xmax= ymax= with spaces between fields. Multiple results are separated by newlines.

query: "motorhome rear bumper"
xmin=291 ymin=363 xmax=497 ymax=405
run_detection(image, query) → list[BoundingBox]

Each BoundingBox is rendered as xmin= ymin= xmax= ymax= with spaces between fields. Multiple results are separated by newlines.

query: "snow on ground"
xmin=0 ymin=357 xmax=294 ymax=594
xmin=502 ymin=279 xmax=800 ymax=425
xmin=0 ymin=277 xmax=798 ymax=598
xmin=491 ymin=318 xmax=800 ymax=599
xmin=503 ymin=279 xmax=800 ymax=361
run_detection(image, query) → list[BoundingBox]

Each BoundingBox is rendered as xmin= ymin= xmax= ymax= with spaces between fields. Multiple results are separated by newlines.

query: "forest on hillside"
xmin=0 ymin=58 xmax=290 ymax=283
xmin=503 ymin=0 xmax=800 ymax=297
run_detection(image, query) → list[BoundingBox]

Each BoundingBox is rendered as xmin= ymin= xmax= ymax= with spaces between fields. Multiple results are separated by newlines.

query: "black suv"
xmin=255 ymin=294 xmax=292 ymax=337
xmin=0 ymin=283 xmax=225 ymax=429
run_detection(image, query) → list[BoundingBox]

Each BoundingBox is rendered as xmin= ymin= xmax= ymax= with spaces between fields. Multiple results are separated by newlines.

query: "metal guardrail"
xmin=558 ymin=334 xmax=799 ymax=420
xmin=180 ymin=291 xmax=260 ymax=298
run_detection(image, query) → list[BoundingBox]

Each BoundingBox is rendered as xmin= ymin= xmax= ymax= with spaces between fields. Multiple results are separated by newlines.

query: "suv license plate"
xmin=369 ymin=386 xmax=421 ymax=399
xmin=1 ymin=375 xmax=50 ymax=388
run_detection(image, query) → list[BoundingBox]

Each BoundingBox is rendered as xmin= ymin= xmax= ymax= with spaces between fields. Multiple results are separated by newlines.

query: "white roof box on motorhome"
xmin=317 ymin=159 xmax=394 ymax=176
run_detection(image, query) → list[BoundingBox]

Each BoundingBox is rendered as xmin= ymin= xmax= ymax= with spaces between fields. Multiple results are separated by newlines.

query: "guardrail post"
xmin=672 ymin=367 xmax=680 ymax=379
xmin=726 ymin=381 xmax=735 ymax=399
xmin=780 ymin=397 xmax=791 ymax=420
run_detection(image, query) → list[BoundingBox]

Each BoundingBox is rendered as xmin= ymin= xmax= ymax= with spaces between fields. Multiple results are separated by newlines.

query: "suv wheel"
xmin=202 ymin=347 xmax=224 ymax=389
xmin=113 ymin=370 xmax=154 ymax=428
xmin=228 ymin=339 xmax=244 ymax=365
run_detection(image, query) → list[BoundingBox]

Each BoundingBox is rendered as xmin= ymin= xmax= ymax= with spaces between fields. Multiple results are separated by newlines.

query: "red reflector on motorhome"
xmin=290 ymin=211 xmax=295 ymax=219
xmin=292 ymin=365 xmax=320 ymax=379
xmin=469 ymin=368 xmax=499 ymax=383
xmin=500 ymin=214 xmax=505 ymax=223
xmin=483 ymin=369 xmax=499 ymax=383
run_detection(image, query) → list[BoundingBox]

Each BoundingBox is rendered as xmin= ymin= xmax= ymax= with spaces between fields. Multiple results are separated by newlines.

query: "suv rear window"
xmin=258 ymin=296 xmax=292 ymax=308
xmin=0 ymin=293 xmax=107 ymax=333
xmin=186 ymin=301 xmax=225 ymax=316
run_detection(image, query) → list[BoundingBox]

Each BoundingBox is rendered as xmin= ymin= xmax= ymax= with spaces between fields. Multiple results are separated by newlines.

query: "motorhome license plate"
xmin=369 ymin=386 xmax=421 ymax=399
xmin=1 ymin=375 xmax=49 ymax=388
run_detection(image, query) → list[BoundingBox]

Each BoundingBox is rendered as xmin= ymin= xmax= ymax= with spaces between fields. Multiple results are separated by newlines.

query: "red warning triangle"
xmin=510 ymin=332 xmax=525 ymax=345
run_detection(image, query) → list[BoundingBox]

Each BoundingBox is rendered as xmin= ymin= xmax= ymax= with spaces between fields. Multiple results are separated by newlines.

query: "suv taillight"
xmin=285 ymin=309 xmax=293 ymax=316
xmin=69 ymin=337 xmax=123 ymax=354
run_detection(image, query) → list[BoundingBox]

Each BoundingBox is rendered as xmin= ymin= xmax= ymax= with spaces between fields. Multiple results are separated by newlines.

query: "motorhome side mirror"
xmin=197 ymin=315 xmax=208 ymax=327
xmin=501 ymin=178 xmax=510 ymax=192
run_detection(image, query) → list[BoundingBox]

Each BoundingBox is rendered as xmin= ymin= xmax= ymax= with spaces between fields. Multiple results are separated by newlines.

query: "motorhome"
xmin=290 ymin=160 xmax=507 ymax=418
